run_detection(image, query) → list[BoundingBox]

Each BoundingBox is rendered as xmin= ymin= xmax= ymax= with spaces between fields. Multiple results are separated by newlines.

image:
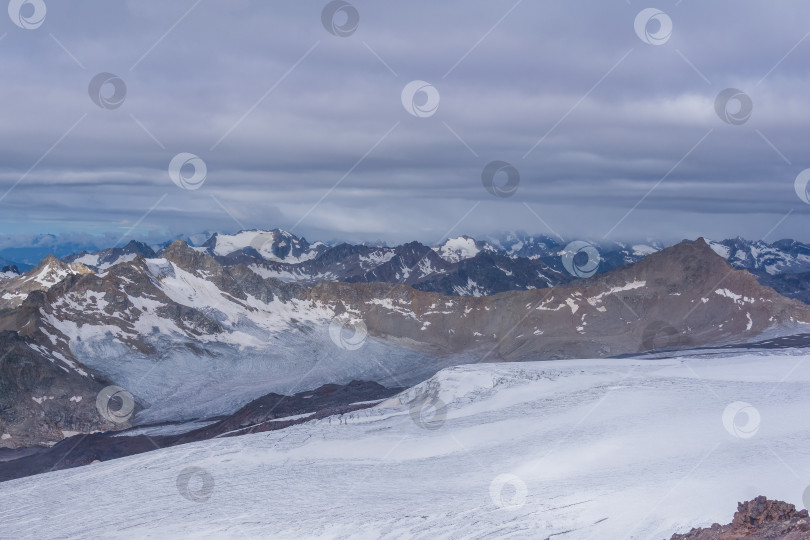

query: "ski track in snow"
xmin=2 ymin=353 xmax=810 ymax=539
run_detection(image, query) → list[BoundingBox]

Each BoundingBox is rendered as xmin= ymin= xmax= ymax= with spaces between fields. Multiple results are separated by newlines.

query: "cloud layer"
xmin=1 ymin=0 xmax=810 ymax=246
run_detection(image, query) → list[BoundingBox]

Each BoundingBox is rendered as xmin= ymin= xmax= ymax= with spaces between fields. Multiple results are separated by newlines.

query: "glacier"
xmin=1 ymin=351 xmax=809 ymax=539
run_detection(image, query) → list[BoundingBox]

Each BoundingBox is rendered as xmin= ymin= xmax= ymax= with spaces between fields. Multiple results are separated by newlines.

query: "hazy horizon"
xmin=2 ymin=2 xmax=810 ymax=248
xmin=0 ymin=225 xmax=805 ymax=270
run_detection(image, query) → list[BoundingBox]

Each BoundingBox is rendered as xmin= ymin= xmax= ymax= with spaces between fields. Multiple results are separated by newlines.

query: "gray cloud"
xmin=1 ymin=0 xmax=810 ymax=247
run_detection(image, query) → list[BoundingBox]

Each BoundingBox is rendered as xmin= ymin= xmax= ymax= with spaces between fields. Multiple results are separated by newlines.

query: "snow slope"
xmin=208 ymin=230 xmax=324 ymax=263
xmin=1 ymin=353 xmax=809 ymax=539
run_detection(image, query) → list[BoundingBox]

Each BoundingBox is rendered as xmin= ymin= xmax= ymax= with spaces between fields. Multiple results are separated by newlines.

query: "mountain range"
xmin=1 ymin=234 xmax=809 ymax=451
xmin=0 ymin=229 xmax=801 ymax=304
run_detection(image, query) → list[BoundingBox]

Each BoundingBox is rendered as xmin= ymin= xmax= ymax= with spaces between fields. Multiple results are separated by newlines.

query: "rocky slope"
xmin=308 ymin=237 xmax=810 ymax=360
xmin=485 ymin=232 xmax=664 ymax=274
xmin=1 ymin=237 xmax=809 ymax=448
xmin=0 ymin=255 xmax=91 ymax=310
xmin=0 ymin=379 xmax=400 ymax=482
xmin=0 ymin=330 xmax=127 ymax=448
xmin=0 ymin=257 xmax=21 ymax=270
xmin=237 ymin=237 xmax=568 ymax=295
xmin=186 ymin=230 xmax=810 ymax=302
xmin=59 ymin=230 xmax=810 ymax=301
xmin=671 ymin=497 xmax=810 ymax=539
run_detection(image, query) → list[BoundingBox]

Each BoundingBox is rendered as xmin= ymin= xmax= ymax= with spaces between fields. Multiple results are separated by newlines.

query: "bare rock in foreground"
xmin=671 ymin=496 xmax=810 ymax=539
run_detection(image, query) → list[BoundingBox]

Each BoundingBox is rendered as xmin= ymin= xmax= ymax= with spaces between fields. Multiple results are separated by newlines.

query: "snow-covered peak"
xmin=23 ymin=256 xmax=91 ymax=289
xmin=706 ymin=237 xmax=810 ymax=275
xmin=0 ymin=256 xmax=94 ymax=309
xmin=434 ymin=236 xmax=487 ymax=263
xmin=63 ymin=241 xmax=157 ymax=273
xmin=631 ymin=244 xmax=659 ymax=257
xmin=707 ymin=240 xmax=731 ymax=260
xmin=206 ymin=229 xmax=323 ymax=263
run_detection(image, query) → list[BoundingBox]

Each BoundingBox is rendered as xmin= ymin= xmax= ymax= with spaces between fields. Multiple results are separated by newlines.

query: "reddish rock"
xmin=671 ymin=496 xmax=810 ymax=539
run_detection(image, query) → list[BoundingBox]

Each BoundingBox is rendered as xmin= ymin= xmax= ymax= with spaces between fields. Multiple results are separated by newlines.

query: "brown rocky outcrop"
xmin=671 ymin=496 xmax=810 ymax=539
xmin=3 ymin=238 xmax=810 ymax=448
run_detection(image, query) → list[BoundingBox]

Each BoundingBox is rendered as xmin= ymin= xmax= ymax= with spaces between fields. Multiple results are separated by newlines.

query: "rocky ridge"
xmin=58 ymin=230 xmax=810 ymax=301
xmin=63 ymin=240 xmax=156 ymax=272
xmin=671 ymin=496 xmax=810 ymax=539
xmin=0 ymin=237 xmax=809 ymax=448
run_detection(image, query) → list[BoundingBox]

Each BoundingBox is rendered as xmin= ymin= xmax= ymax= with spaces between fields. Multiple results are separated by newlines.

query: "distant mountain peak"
xmin=3 ymin=233 xmax=810 ymax=450
xmin=433 ymin=236 xmax=492 ymax=263
xmin=202 ymin=229 xmax=325 ymax=264
xmin=16 ymin=231 xmax=810 ymax=306
xmin=31 ymin=254 xmax=91 ymax=278
xmin=0 ymin=255 xmax=92 ymax=309
xmin=62 ymin=240 xmax=157 ymax=273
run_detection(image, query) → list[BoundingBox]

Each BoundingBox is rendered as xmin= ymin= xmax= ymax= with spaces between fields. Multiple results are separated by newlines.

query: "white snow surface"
xmin=211 ymin=230 xmax=320 ymax=263
xmin=99 ymin=253 xmax=137 ymax=271
xmin=631 ymin=244 xmax=658 ymax=256
xmin=27 ymin=263 xmax=72 ymax=288
xmin=359 ymin=250 xmax=395 ymax=267
xmin=2 ymin=353 xmax=809 ymax=539
xmin=435 ymin=236 xmax=481 ymax=263
xmin=708 ymin=241 xmax=731 ymax=260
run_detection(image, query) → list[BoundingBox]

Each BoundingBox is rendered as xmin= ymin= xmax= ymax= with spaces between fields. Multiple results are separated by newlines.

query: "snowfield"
xmin=2 ymin=352 xmax=810 ymax=539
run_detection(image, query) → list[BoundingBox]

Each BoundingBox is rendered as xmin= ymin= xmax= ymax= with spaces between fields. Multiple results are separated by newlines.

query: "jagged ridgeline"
xmin=1 ymin=237 xmax=809 ymax=448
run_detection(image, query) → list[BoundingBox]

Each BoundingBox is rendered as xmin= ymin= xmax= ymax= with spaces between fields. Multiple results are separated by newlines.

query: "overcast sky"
xmin=1 ymin=0 xmax=810 ymax=247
